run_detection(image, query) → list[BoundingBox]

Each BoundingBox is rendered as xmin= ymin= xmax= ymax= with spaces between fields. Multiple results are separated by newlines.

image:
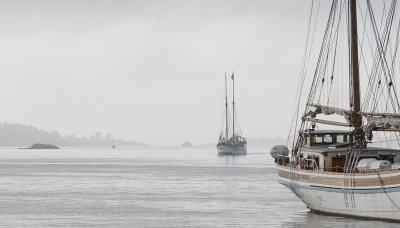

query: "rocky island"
xmin=20 ymin=143 xmax=60 ymax=149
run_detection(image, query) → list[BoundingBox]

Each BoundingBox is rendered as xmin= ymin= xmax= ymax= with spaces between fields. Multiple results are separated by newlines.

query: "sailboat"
xmin=272 ymin=0 xmax=400 ymax=221
xmin=217 ymin=72 xmax=247 ymax=155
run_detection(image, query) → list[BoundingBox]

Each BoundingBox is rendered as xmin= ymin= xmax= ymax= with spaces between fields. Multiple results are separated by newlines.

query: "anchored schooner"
xmin=217 ymin=72 xmax=247 ymax=155
xmin=272 ymin=0 xmax=400 ymax=221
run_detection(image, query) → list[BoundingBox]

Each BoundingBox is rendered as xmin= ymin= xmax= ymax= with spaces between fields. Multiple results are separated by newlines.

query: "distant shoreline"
xmin=0 ymin=122 xmax=147 ymax=147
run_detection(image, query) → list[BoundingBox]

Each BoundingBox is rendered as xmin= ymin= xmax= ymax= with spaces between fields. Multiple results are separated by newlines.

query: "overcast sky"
xmin=0 ymin=0 xmax=325 ymax=145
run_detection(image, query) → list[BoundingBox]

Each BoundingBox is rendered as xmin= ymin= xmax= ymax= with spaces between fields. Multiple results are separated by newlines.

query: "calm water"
xmin=0 ymin=147 xmax=398 ymax=227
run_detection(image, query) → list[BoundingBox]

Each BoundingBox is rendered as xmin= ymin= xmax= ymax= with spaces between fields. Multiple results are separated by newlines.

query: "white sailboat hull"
xmin=277 ymin=165 xmax=400 ymax=221
xmin=217 ymin=142 xmax=247 ymax=155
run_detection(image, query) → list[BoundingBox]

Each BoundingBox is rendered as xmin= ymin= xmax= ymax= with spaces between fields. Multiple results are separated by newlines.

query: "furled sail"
xmin=303 ymin=103 xmax=352 ymax=125
xmin=364 ymin=113 xmax=400 ymax=129
xmin=363 ymin=113 xmax=400 ymax=141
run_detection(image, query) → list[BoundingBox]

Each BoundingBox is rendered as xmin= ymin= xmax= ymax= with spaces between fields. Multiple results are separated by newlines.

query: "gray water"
xmin=0 ymin=147 xmax=398 ymax=227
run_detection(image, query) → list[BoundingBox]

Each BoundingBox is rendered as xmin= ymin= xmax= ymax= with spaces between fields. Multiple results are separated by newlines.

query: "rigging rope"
xmin=366 ymin=0 xmax=400 ymax=113
xmin=287 ymin=0 xmax=319 ymax=147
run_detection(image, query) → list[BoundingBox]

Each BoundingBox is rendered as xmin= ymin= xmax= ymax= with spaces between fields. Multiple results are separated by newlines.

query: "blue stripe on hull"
xmin=279 ymin=178 xmax=400 ymax=194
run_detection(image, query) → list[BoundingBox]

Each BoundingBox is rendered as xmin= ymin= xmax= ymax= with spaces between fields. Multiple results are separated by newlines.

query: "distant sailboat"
xmin=217 ymin=72 xmax=247 ymax=155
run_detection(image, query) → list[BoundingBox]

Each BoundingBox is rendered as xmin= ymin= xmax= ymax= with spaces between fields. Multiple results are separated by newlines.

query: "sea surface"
xmin=0 ymin=146 xmax=398 ymax=227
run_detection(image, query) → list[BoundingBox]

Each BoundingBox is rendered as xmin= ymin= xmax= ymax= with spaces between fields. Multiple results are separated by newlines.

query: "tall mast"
xmin=225 ymin=74 xmax=229 ymax=140
xmin=232 ymin=72 xmax=235 ymax=137
xmin=349 ymin=0 xmax=362 ymax=129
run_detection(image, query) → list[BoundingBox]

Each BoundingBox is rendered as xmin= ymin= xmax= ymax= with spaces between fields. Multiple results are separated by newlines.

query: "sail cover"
xmin=365 ymin=115 xmax=400 ymax=129
xmin=304 ymin=103 xmax=352 ymax=124
xmin=363 ymin=114 xmax=400 ymax=141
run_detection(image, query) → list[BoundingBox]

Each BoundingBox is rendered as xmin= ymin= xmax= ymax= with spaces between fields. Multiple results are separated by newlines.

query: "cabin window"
xmin=314 ymin=136 xmax=323 ymax=143
xmin=323 ymin=135 xmax=333 ymax=143
xmin=337 ymin=135 xmax=347 ymax=143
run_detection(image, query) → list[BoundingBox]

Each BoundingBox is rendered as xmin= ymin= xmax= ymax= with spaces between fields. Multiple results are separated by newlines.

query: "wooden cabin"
xmin=295 ymin=130 xmax=400 ymax=172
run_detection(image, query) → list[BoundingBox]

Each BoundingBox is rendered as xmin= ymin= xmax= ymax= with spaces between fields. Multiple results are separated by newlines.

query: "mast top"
xmin=232 ymin=71 xmax=235 ymax=137
xmin=224 ymin=74 xmax=229 ymax=140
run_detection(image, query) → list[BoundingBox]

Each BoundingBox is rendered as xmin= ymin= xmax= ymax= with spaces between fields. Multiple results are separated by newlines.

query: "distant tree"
xmin=0 ymin=122 xmax=146 ymax=147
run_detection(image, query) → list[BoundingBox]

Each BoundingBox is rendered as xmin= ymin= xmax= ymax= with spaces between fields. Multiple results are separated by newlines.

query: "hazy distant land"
xmin=0 ymin=122 xmax=286 ymax=148
xmin=246 ymin=136 xmax=286 ymax=147
xmin=0 ymin=122 xmax=147 ymax=147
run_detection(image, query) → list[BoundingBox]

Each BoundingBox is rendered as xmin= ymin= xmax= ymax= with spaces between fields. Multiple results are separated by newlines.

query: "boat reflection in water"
xmin=282 ymin=211 xmax=400 ymax=228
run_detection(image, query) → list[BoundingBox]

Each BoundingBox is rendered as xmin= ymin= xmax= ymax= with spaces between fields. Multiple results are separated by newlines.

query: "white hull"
xmin=217 ymin=143 xmax=247 ymax=155
xmin=277 ymin=166 xmax=400 ymax=221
